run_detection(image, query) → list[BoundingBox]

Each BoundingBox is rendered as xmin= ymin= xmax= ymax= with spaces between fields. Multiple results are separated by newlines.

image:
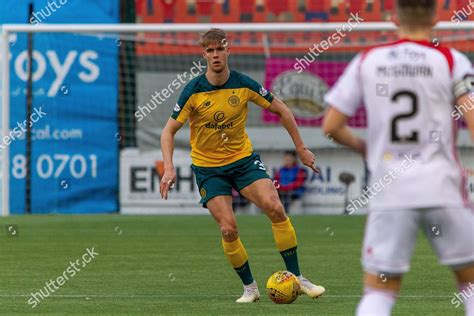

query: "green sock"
xmin=280 ymin=246 xmax=301 ymax=276
xmin=234 ymin=261 xmax=254 ymax=285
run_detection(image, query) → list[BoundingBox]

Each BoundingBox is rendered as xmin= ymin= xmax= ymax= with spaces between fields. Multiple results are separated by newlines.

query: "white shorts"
xmin=362 ymin=207 xmax=474 ymax=274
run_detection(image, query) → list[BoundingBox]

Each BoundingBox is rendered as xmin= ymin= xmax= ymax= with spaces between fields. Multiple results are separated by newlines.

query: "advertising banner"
xmin=120 ymin=148 xmax=474 ymax=215
xmin=1 ymin=0 xmax=119 ymax=214
xmin=263 ymin=58 xmax=366 ymax=127
xmin=120 ymin=148 xmax=204 ymax=215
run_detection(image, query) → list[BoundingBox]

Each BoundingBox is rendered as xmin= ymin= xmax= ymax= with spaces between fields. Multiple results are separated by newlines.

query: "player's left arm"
xmin=457 ymin=93 xmax=474 ymax=141
xmin=267 ymin=97 xmax=319 ymax=173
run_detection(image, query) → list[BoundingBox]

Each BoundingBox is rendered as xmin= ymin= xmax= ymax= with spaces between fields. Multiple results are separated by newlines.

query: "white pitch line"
xmin=0 ymin=294 xmax=454 ymax=298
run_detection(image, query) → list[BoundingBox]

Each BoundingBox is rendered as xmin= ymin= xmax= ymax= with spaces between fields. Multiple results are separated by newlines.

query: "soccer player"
xmin=323 ymin=1 xmax=474 ymax=315
xmin=160 ymin=28 xmax=325 ymax=303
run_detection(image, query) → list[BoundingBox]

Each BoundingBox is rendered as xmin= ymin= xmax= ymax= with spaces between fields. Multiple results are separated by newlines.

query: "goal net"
xmin=1 ymin=23 xmax=473 ymax=215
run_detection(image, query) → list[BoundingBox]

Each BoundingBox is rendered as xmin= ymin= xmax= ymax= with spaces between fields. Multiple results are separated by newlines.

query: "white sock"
xmin=356 ymin=287 xmax=397 ymax=316
xmin=458 ymin=282 xmax=474 ymax=316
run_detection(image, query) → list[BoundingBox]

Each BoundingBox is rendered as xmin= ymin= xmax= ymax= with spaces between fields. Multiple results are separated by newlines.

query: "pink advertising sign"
xmin=263 ymin=58 xmax=366 ymax=127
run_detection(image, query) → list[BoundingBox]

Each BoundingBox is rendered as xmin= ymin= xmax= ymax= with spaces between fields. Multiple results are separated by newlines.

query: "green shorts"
xmin=191 ymin=153 xmax=271 ymax=208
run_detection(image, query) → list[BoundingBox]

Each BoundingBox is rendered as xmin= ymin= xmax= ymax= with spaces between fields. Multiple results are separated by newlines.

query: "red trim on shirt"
xmin=395 ymin=39 xmax=454 ymax=75
xmin=358 ymin=38 xmax=454 ymax=76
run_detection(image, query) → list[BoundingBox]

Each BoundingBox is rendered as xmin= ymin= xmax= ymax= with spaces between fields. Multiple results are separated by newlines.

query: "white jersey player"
xmin=323 ymin=1 xmax=474 ymax=315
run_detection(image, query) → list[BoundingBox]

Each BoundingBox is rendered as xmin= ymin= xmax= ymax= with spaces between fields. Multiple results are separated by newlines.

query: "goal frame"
xmin=2 ymin=21 xmax=474 ymax=216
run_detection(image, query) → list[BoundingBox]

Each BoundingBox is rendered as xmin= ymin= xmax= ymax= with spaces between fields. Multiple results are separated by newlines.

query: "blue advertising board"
xmin=1 ymin=0 xmax=119 ymax=214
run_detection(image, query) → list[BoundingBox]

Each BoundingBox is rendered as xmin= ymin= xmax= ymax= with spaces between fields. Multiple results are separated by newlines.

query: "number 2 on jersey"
xmin=390 ymin=90 xmax=419 ymax=143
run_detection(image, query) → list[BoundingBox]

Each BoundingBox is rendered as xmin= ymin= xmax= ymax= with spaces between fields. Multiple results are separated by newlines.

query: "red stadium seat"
xmin=305 ymin=0 xmax=330 ymax=22
xmin=348 ymin=0 xmax=364 ymax=13
xmin=266 ymin=0 xmax=289 ymax=16
xmin=160 ymin=0 xmax=176 ymax=23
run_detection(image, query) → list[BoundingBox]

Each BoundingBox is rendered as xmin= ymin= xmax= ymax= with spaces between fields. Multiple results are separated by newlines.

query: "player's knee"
xmin=262 ymin=196 xmax=286 ymax=221
xmin=220 ymin=224 xmax=238 ymax=241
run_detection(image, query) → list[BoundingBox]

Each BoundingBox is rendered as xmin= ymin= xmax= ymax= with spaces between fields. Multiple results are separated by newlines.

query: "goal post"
xmin=1 ymin=22 xmax=473 ymax=216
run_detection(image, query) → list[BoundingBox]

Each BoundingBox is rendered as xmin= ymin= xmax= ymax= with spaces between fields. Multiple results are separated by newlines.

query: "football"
xmin=266 ymin=271 xmax=301 ymax=304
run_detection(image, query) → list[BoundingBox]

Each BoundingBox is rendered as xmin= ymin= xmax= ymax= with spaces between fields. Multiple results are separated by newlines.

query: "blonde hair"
xmin=199 ymin=28 xmax=227 ymax=48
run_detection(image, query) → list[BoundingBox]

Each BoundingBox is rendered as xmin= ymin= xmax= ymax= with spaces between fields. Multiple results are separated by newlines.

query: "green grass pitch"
xmin=0 ymin=215 xmax=464 ymax=315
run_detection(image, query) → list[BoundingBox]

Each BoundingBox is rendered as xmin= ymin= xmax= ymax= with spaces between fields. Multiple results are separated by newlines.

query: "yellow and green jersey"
xmin=171 ymin=70 xmax=274 ymax=167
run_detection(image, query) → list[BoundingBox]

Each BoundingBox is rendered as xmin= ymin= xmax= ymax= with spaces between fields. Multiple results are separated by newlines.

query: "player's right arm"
xmin=322 ymin=107 xmax=366 ymax=157
xmin=160 ymin=83 xmax=195 ymax=199
xmin=160 ymin=118 xmax=183 ymax=200
xmin=322 ymin=54 xmax=366 ymax=157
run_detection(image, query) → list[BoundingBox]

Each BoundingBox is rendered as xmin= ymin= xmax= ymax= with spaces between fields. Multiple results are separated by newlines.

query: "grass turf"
xmin=0 ymin=215 xmax=464 ymax=315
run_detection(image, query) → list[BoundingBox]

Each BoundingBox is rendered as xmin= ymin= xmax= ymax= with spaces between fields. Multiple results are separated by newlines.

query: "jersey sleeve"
xmin=452 ymin=49 xmax=473 ymax=99
xmin=171 ymin=83 xmax=195 ymax=123
xmin=324 ymin=53 xmax=363 ymax=116
xmin=240 ymin=73 xmax=274 ymax=109
xmin=452 ymin=49 xmax=473 ymax=82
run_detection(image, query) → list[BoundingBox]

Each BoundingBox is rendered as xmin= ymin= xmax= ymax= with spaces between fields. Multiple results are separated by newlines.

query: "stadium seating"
xmin=136 ymin=0 xmax=474 ymax=23
xmin=134 ymin=0 xmax=474 ymax=55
